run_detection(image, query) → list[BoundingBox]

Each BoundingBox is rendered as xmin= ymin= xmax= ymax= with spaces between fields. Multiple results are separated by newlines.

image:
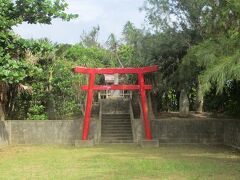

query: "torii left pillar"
xmin=82 ymin=72 xmax=95 ymax=140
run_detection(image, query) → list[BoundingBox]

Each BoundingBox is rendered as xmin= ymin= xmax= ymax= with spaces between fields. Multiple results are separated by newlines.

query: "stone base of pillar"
xmin=75 ymin=139 xmax=94 ymax=147
xmin=140 ymin=140 xmax=159 ymax=147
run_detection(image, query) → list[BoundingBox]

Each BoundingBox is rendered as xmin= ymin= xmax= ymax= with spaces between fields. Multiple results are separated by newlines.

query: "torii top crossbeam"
xmin=74 ymin=65 xmax=158 ymax=74
xmin=73 ymin=65 xmax=158 ymax=141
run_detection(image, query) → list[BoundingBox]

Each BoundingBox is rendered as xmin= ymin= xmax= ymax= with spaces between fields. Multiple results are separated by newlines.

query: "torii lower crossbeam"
xmin=73 ymin=65 xmax=158 ymax=141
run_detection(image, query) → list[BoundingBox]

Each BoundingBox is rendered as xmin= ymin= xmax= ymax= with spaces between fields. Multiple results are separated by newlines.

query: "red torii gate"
xmin=73 ymin=65 xmax=158 ymax=140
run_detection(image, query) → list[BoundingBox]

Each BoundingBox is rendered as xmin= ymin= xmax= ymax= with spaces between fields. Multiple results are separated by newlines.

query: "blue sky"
xmin=13 ymin=0 xmax=146 ymax=44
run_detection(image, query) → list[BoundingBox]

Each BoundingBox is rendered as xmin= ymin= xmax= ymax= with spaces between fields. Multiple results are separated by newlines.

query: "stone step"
xmin=102 ymin=122 xmax=131 ymax=124
xmin=102 ymin=113 xmax=130 ymax=116
xmin=102 ymin=119 xmax=131 ymax=121
xmin=102 ymin=121 xmax=131 ymax=124
xmin=101 ymin=139 xmax=133 ymax=143
xmin=102 ymin=114 xmax=130 ymax=118
xmin=102 ymin=126 xmax=132 ymax=130
xmin=102 ymin=131 xmax=132 ymax=134
xmin=102 ymin=126 xmax=132 ymax=129
xmin=102 ymin=119 xmax=130 ymax=121
xmin=101 ymin=136 xmax=133 ymax=140
xmin=101 ymin=133 xmax=132 ymax=137
xmin=101 ymin=135 xmax=132 ymax=138
xmin=102 ymin=125 xmax=131 ymax=128
xmin=101 ymin=137 xmax=133 ymax=141
xmin=101 ymin=126 xmax=132 ymax=129
xmin=101 ymin=113 xmax=133 ymax=144
xmin=102 ymin=122 xmax=131 ymax=125
xmin=102 ymin=127 xmax=132 ymax=130
xmin=102 ymin=115 xmax=130 ymax=118
xmin=102 ymin=117 xmax=131 ymax=119
xmin=101 ymin=129 xmax=132 ymax=133
xmin=101 ymin=142 xmax=134 ymax=144
xmin=102 ymin=119 xmax=131 ymax=122
xmin=102 ymin=123 xmax=131 ymax=126
xmin=102 ymin=125 xmax=131 ymax=127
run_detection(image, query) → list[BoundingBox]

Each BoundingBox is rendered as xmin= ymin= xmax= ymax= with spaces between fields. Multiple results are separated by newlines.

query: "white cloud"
xmin=13 ymin=0 xmax=145 ymax=44
xmin=66 ymin=1 xmax=106 ymax=22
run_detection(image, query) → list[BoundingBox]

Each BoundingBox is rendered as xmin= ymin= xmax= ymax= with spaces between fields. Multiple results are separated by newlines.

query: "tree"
xmin=180 ymin=0 xmax=240 ymax=114
xmin=122 ymin=19 xmax=192 ymax=113
xmin=80 ymin=26 xmax=101 ymax=48
xmin=141 ymin=0 xmax=240 ymax=115
xmin=106 ymin=33 xmax=124 ymax=67
xmin=0 ymin=0 xmax=77 ymax=120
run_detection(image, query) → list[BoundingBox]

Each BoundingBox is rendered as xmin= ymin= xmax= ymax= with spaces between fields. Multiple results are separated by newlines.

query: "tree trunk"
xmin=152 ymin=92 xmax=158 ymax=118
xmin=195 ymin=85 xmax=204 ymax=113
xmin=47 ymin=70 xmax=56 ymax=119
xmin=179 ymin=89 xmax=189 ymax=117
xmin=147 ymin=92 xmax=155 ymax=120
xmin=0 ymin=82 xmax=7 ymax=121
xmin=0 ymin=102 xmax=5 ymax=121
xmin=137 ymin=95 xmax=143 ymax=119
xmin=47 ymin=93 xmax=56 ymax=120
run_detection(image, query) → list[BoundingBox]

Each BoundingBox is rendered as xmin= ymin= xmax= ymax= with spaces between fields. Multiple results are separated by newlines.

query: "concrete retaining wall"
xmin=1 ymin=118 xmax=240 ymax=149
xmin=6 ymin=118 xmax=98 ymax=145
xmin=0 ymin=121 xmax=9 ymax=147
xmin=224 ymin=120 xmax=240 ymax=149
xmin=130 ymin=115 xmax=240 ymax=147
xmin=9 ymin=120 xmax=82 ymax=145
xmin=151 ymin=119 xmax=224 ymax=144
xmin=0 ymin=118 xmax=98 ymax=145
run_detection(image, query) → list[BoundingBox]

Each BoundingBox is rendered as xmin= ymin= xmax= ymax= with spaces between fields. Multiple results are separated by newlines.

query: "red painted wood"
xmin=73 ymin=65 xmax=158 ymax=141
xmin=138 ymin=73 xmax=152 ymax=140
xmin=81 ymin=85 xmax=152 ymax=91
xmin=82 ymin=73 xmax=95 ymax=140
xmin=74 ymin=65 xmax=158 ymax=74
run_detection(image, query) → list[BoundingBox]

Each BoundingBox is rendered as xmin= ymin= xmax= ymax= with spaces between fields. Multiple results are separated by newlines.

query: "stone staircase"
xmin=101 ymin=113 xmax=133 ymax=143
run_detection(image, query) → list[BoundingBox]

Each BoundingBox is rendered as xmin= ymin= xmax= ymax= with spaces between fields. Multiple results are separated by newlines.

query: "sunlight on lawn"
xmin=0 ymin=145 xmax=240 ymax=180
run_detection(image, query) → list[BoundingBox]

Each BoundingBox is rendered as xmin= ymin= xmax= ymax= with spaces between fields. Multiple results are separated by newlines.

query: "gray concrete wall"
xmin=131 ymin=118 xmax=144 ymax=143
xmin=89 ymin=118 xmax=99 ymax=144
xmin=8 ymin=118 xmax=99 ymax=145
xmin=2 ymin=117 xmax=240 ymax=148
xmin=224 ymin=120 xmax=240 ymax=149
xmin=150 ymin=119 xmax=224 ymax=144
xmin=9 ymin=120 xmax=82 ymax=145
xmin=0 ymin=121 xmax=9 ymax=147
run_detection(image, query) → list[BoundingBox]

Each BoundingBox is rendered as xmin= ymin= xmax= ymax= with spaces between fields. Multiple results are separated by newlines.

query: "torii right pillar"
xmin=138 ymin=72 xmax=152 ymax=140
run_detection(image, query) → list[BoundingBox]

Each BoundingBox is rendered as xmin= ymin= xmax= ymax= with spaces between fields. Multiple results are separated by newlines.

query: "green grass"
xmin=0 ymin=144 xmax=240 ymax=180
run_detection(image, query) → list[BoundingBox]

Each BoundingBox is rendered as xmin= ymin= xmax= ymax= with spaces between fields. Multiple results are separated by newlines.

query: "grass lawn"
xmin=0 ymin=144 xmax=240 ymax=180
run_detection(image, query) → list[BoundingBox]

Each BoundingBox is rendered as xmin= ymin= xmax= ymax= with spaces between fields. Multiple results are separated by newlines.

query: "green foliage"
xmin=0 ymin=0 xmax=77 ymax=31
xmin=27 ymin=105 xmax=47 ymax=120
xmin=2 ymin=0 xmax=240 ymax=119
xmin=0 ymin=0 xmax=78 ymax=120
xmin=117 ymin=45 xmax=134 ymax=67
xmin=0 ymin=0 xmax=77 ymax=84
xmin=65 ymin=45 xmax=112 ymax=67
xmin=204 ymin=81 xmax=240 ymax=117
xmin=13 ymin=42 xmax=116 ymax=120
xmin=0 ymin=51 xmax=40 ymax=84
xmin=142 ymin=0 xmax=207 ymax=32
xmin=51 ymin=58 xmax=83 ymax=119
xmin=140 ymin=0 xmax=240 ymax=115
xmin=80 ymin=26 xmax=100 ymax=48
xmin=182 ymin=34 xmax=240 ymax=94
